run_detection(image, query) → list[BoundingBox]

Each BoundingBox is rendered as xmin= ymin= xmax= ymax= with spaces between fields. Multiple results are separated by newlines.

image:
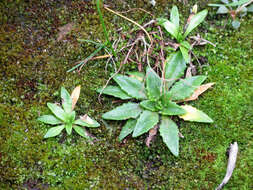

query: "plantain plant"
xmin=157 ymin=5 xmax=208 ymax=63
xmin=38 ymin=86 xmax=100 ymax=139
xmin=98 ymin=51 xmax=213 ymax=156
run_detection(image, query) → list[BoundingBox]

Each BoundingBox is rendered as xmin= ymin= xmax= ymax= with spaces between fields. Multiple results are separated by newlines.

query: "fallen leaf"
xmin=71 ymin=85 xmax=81 ymax=110
xmin=182 ymin=83 xmax=215 ymax=102
xmin=57 ymin=23 xmax=74 ymax=41
xmin=145 ymin=125 xmax=158 ymax=147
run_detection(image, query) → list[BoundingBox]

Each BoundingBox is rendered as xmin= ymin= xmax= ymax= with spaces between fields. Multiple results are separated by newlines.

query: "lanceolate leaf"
xmin=159 ymin=117 xmax=179 ymax=156
xmin=65 ymin=123 xmax=73 ymax=135
xmin=118 ymin=119 xmax=137 ymax=141
xmin=47 ymin=103 xmax=67 ymax=121
xmin=113 ymin=74 xmax=147 ymax=100
xmin=128 ymin=71 xmax=145 ymax=82
xmin=79 ymin=114 xmax=100 ymax=128
xmin=217 ymin=5 xmax=229 ymax=14
xmin=179 ymin=105 xmax=213 ymax=123
xmin=157 ymin=18 xmax=179 ymax=39
xmin=97 ymin=85 xmax=132 ymax=100
xmin=180 ymin=41 xmax=191 ymax=50
xmin=167 ymin=76 xmax=207 ymax=101
xmin=132 ymin=110 xmax=159 ymax=137
xmin=61 ymin=87 xmax=72 ymax=113
xmin=102 ymin=103 xmax=142 ymax=120
xmin=179 ymin=46 xmax=190 ymax=63
xmin=160 ymin=101 xmax=186 ymax=116
xmin=44 ymin=125 xmax=65 ymax=138
xmin=165 ymin=51 xmax=186 ymax=89
xmin=146 ymin=67 xmax=162 ymax=100
xmin=38 ymin=115 xmax=62 ymax=125
xmin=140 ymin=100 xmax=157 ymax=112
xmin=170 ymin=6 xmax=180 ymax=30
xmin=70 ymin=85 xmax=81 ymax=110
xmin=184 ymin=9 xmax=208 ymax=38
xmin=73 ymin=125 xmax=91 ymax=139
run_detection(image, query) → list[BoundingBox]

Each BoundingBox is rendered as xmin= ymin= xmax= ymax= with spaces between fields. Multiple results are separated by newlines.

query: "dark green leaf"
xmin=146 ymin=67 xmax=162 ymax=100
xmin=132 ymin=110 xmax=159 ymax=137
xmin=167 ymin=76 xmax=207 ymax=101
xmin=113 ymin=74 xmax=147 ymax=100
xmin=179 ymin=46 xmax=190 ymax=63
xmin=61 ymin=87 xmax=72 ymax=113
xmin=44 ymin=125 xmax=65 ymax=138
xmin=160 ymin=101 xmax=186 ymax=115
xmin=47 ymin=103 xmax=67 ymax=121
xmin=159 ymin=117 xmax=179 ymax=156
xmin=65 ymin=123 xmax=73 ymax=135
xmin=170 ymin=6 xmax=180 ymax=30
xmin=38 ymin=115 xmax=62 ymax=125
xmin=97 ymin=85 xmax=132 ymax=100
xmin=184 ymin=10 xmax=208 ymax=38
xmin=140 ymin=100 xmax=157 ymax=111
xmin=73 ymin=125 xmax=91 ymax=139
xmin=157 ymin=18 xmax=179 ymax=39
xmin=102 ymin=102 xmax=142 ymax=120
xmin=165 ymin=51 xmax=187 ymax=88
xmin=118 ymin=119 xmax=137 ymax=141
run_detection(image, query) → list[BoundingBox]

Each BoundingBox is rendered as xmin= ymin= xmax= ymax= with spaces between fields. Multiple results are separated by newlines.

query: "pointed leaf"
xmin=65 ymin=123 xmax=73 ymax=135
xmin=97 ymin=85 xmax=132 ymax=100
xmin=157 ymin=18 xmax=179 ymax=39
xmin=232 ymin=20 xmax=240 ymax=29
xmin=47 ymin=103 xmax=67 ymax=121
xmin=140 ymin=100 xmax=157 ymax=112
xmin=179 ymin=46 xmax=190 ymax=63
xmin=118 ymin=119 xmax=137 ymax=141
xmin=102 ymin=103 xmax=142 ymax=120
xmin=170 ymin=6 xmax=180 ymax=30
xmin=182 ymin=83 xmax=215 ymax=102
xmin=78 ymin=114 xmax=100 ymax=127
xmin=159 ymin=117 xmax=179 ymax=156
xmin=160 ymin=101 xmax=186 ymax=115
xmin=217 ymin=5 xmax=229 ymax=14
xmin=167 ymin=76 xmax=207 ymax=101
xmin=73 ymin=125 xmax=91 ymax=139
xmin=113 ymin=74 xmax=147 ymax=100
xmin=179 ymin=105 xmax=213 ymax=123
xmin=44 ymin=125 xmax=65 ymax=138
xmin=132 ymin=110 xmax=159 ymax=137
xmin=146 ymin=67 xmax=162 ymax=100
xmin=184 ymin=9 xmax=208 ymax=38
xmin=38 ymin=115 xmax=62 ymax=125
xmin=165 ymin=51 xmax=187 ymax=88
xmin=180 ymin=41 xmax=191 ymax=50
xmin=70 ymin=85 xmax=81 ymax=110
xmin=128 ymin=71 xmax=145 ymax=82
xmin=61 ymin=87 xmax=72 ymax=113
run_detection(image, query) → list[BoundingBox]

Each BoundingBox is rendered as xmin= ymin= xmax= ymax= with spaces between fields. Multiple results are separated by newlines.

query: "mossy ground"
xmin=0 ymin=0 xmax=252 ymax=189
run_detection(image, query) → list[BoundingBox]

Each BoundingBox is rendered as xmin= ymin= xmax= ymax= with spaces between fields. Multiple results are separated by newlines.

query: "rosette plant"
xmin=157 ymin=5 xmax=208 ymax=63
xmin=98 ymin=52 xmax=213 ymax=156
xmin=38 ymin=86 xmax=100 ymax=138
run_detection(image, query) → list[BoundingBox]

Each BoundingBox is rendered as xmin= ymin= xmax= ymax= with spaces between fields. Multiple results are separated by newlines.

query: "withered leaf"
xmin=71 ymin=85 xmax=81 ymax=110
xmin=145 ymin=125 xmax=158 ymax=147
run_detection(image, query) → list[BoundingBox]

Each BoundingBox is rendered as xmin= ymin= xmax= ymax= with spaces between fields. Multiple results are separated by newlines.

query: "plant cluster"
xmin=98 ymin=51 xmax=213 ymax=156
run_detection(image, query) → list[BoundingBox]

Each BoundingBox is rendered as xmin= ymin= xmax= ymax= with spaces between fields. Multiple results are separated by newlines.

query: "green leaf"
xmin=140 ymin=100 xmax=157 ymax=112
xmin=47 ymin=103 xmax=67 ymax=121
xmin=216 ymin=5 xmax=229 ymax=14
xmin=97 ymin=85 xmax=132 ymax=100
xmin=160 ymin=101 xmax=186 ymax=115
xmin=38 ymin=115 xmax=62 ymax=125
xmin=113 ymin=74 xmax=147 ymax=100
xmin=44 ymin=125 xmax=65 ymax=138
xmin=61 ymin=87 xmax=72 ymax=113
xmin=159 ymin=117 xmax=179 ymax=156
xmin=157 ymin=18 xmax=179 ymax=39
xmin=247 ymin=4 xmax=253 ymax=12
xmin=74 ymin=117 xmax=100 ymax=128
xmin=232 ymin=20 xmax=240 ymax=29
xmin=65 ymin=123 xmax=73 ymax=135
xmin=165 ymin=51 xmax=187 ymax=89
xmin=184 ymin=9 xmax=208 ymax=38
xmin=128 ymin=71 xmax=145 ymax=82
xmin=146 ymin=67 xmax=162 ymax=100
xmin=132 ymin=110 xmax=159 ymax=137
xmin=180 ymin=41 xmax=191 ymax=50
xmin=102 ymin=102 xmax=142 ymax=120
xmin=179 ymin=46 xmax=190 ymax=63
xmin=179 ymin=105 xmax=213 ymax=123
xmin=167 ymin=76 xmax=207 ymax=101
xmin=73 ymin=125 xmax=91 ymax=139
xmin=227 ymin=0 xmax=250 ymax=6
xmin=118 ymin=119 xmax=137 ymax=141
xmin=170 ymin=6 xmax=180 ymax=30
